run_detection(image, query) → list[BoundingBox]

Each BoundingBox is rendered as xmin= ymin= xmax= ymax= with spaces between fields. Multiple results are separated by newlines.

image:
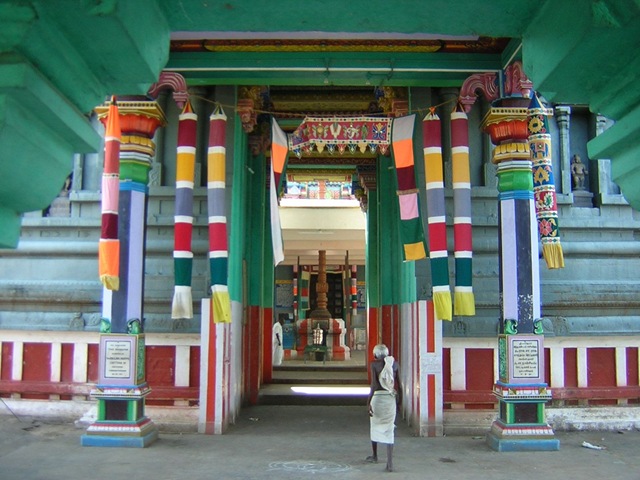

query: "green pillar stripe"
xmin=97 ymin=399 xmax=106 ymax=420
xmin=378 ymin=155 xmax=401 ymax=305
xmin=263 ymin=185 xmax=274 ymax=308
xmin=247 ymin=153 xmax=266 ymax=306
xmin=228 ymin=106 xmax=248 ymax=302
xmin=454 ymin=257 xmax=473 ymax=286
xmin=497 ymin=163 xmax=533 ymax=192
xmin=537 ymin=403 xmax=544 ymax=424
xmin=430 ymin=256 xmax=450 ymax=285
xmin=400 ymin=259 xmax=416 ymax=304
xmin=127 ymin=400 xmax=137 ymax=421
xmin=506 ymin=403 xmax=515 ymax=424
xmin=174 ymin=257 xmax=193 ymax=286
xmin=209 ymin=257 xmax=228 ymax=286
xmin=120 ymin=160 xmax=150 ymax=184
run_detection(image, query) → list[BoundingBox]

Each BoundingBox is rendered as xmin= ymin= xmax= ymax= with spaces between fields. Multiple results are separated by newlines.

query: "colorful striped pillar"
xmin=172 ymin=101 xmax=198 ymax=319
xmin=350 ymin=264 xmax=357 ymax=318
xmin=481 ymin=98 xmax=557 ymax=452
xmin=85 ymin=99 xmax=166 ymax=448
xmin=207 ymin=106 xmax=231 ymax=324
xmin=422 ymin=111 xmax=452 ymax=321
xmin=450 ymin=104 xmax=475 ymax=316
xmin=96 ymin=100 xmax=166 ymax=334
xmin=293 ymin=263 xmax=299 ymax=321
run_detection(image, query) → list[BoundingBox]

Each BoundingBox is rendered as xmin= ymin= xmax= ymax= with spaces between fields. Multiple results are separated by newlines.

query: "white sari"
xmin=370 ymin=356 xmax=396 ymax=444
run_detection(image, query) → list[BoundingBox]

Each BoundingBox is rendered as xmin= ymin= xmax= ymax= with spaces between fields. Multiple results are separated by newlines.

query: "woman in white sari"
xmin=272 ymin=318 xmax=284 ymax=366
xmin=366 ymin=344 xmax=401 ymax=472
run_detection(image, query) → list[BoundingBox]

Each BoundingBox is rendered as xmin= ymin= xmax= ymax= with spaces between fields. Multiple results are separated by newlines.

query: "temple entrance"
xmin=267 ymin=245 xmax=369 ymax=405
xmin=254 ymin=86 xmax=386 ymax=405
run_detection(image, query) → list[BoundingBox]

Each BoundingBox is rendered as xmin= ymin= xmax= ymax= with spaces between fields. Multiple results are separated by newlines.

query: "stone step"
xmin=275 ymin=364 xmax=367 ymax=373
xmin=258 ymin=383 xmax=370 ymax=406
xmin=272 ymin=370 xmax=368 ymax=385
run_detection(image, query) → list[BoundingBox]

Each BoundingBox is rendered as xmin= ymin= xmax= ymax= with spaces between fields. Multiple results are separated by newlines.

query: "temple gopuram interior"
xmin=1 ymin=0 xmax=640 ymax=452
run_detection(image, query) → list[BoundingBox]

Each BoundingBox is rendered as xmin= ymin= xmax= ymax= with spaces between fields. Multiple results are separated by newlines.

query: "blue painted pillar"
xmin=82 ymin=99 xmax=166 ymax=448
xmin=481 ymin=98 xmax=558 ymax=452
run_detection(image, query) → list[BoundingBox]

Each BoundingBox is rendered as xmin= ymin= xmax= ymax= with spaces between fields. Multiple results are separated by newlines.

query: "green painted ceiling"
xmin=1 ymin=0 xmax=639 ymax=247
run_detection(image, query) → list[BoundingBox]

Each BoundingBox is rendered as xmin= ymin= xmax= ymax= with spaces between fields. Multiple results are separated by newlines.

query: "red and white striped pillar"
xmin=199 ymin=298 xmax=232 ymax=434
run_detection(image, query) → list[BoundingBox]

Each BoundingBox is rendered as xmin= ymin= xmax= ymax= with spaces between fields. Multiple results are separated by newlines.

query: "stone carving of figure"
xmin=571 ymin=154 xmax=588 ymax=190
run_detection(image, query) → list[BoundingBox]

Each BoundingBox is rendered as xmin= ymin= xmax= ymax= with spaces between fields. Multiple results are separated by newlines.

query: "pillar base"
xmin=81 ymin=417 xmax=159 ymax=448
xmin=486 ymin=420 xmax=559 ymax=452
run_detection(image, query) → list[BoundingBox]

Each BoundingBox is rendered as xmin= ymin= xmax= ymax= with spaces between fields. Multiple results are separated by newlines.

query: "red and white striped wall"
xmin=199 ymin=298 xmax=243 ymax=434
xmin=397 ymin=301 xmax=640 ymax=435
xmin=0 ymin=329 xmax=200 ymax=424
xmin=400 ymin=300 xmax=443 ymax=437
xmin=2 ymin=319 xmax=640 ymax=432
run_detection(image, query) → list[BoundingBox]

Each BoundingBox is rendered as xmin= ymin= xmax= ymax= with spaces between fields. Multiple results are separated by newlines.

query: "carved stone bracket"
xmin=459 ymin=72 xmax=499 ymax=112
xmin=147 ymin=72 xmax=189 ymax=109
xmin=458 ymin=61 xmax=532 ymax=113
xmin=504 ymin=61 xmax=533 ymax=98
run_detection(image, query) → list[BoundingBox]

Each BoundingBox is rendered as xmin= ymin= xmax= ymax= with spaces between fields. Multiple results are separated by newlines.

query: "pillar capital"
xmin=95 ymin=99 xmax=167 ymax=138
xmin=481 ymin=98 xmax=532 ymax=164
xmin=96 ymin=99 xmax=167 ymax=185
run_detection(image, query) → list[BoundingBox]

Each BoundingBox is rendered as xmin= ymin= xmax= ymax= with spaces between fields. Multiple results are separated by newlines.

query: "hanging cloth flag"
xmin=528 ymin=93 xmax=565 ymax=269
xmin=172 ymin=100 xmax=197 ymax=319
xmin=391 ymin=114 xmax=427 ymax=261
xmin=98 ymin=96 xmax=121 ymax=291
xmin=270 ymin=118 xmax=287 ymax=265
xmin=422 ymin=110 xmax=452 ymax=321
xmin=207 ymin=105 xmax=231 ymax=323
xmin=451 ymin=103 xmax=475 ymax=316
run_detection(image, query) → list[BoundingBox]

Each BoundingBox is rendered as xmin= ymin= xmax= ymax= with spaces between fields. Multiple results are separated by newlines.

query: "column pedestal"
xmin=81 ymin=334 xmax=158 ymax=447
xmin=486 ymin=334 xmax=558 ymax=451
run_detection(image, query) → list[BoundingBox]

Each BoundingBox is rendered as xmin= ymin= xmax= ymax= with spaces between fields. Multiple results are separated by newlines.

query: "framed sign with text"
xmin=506 ymin=334 xmax=545 ymax=384
xmin=98 ymin=334 xmax=145 ymax=386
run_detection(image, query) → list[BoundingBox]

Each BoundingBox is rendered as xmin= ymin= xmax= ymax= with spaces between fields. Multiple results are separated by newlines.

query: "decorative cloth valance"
xmin=288 ymin=116 xmax=392 ymax=157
